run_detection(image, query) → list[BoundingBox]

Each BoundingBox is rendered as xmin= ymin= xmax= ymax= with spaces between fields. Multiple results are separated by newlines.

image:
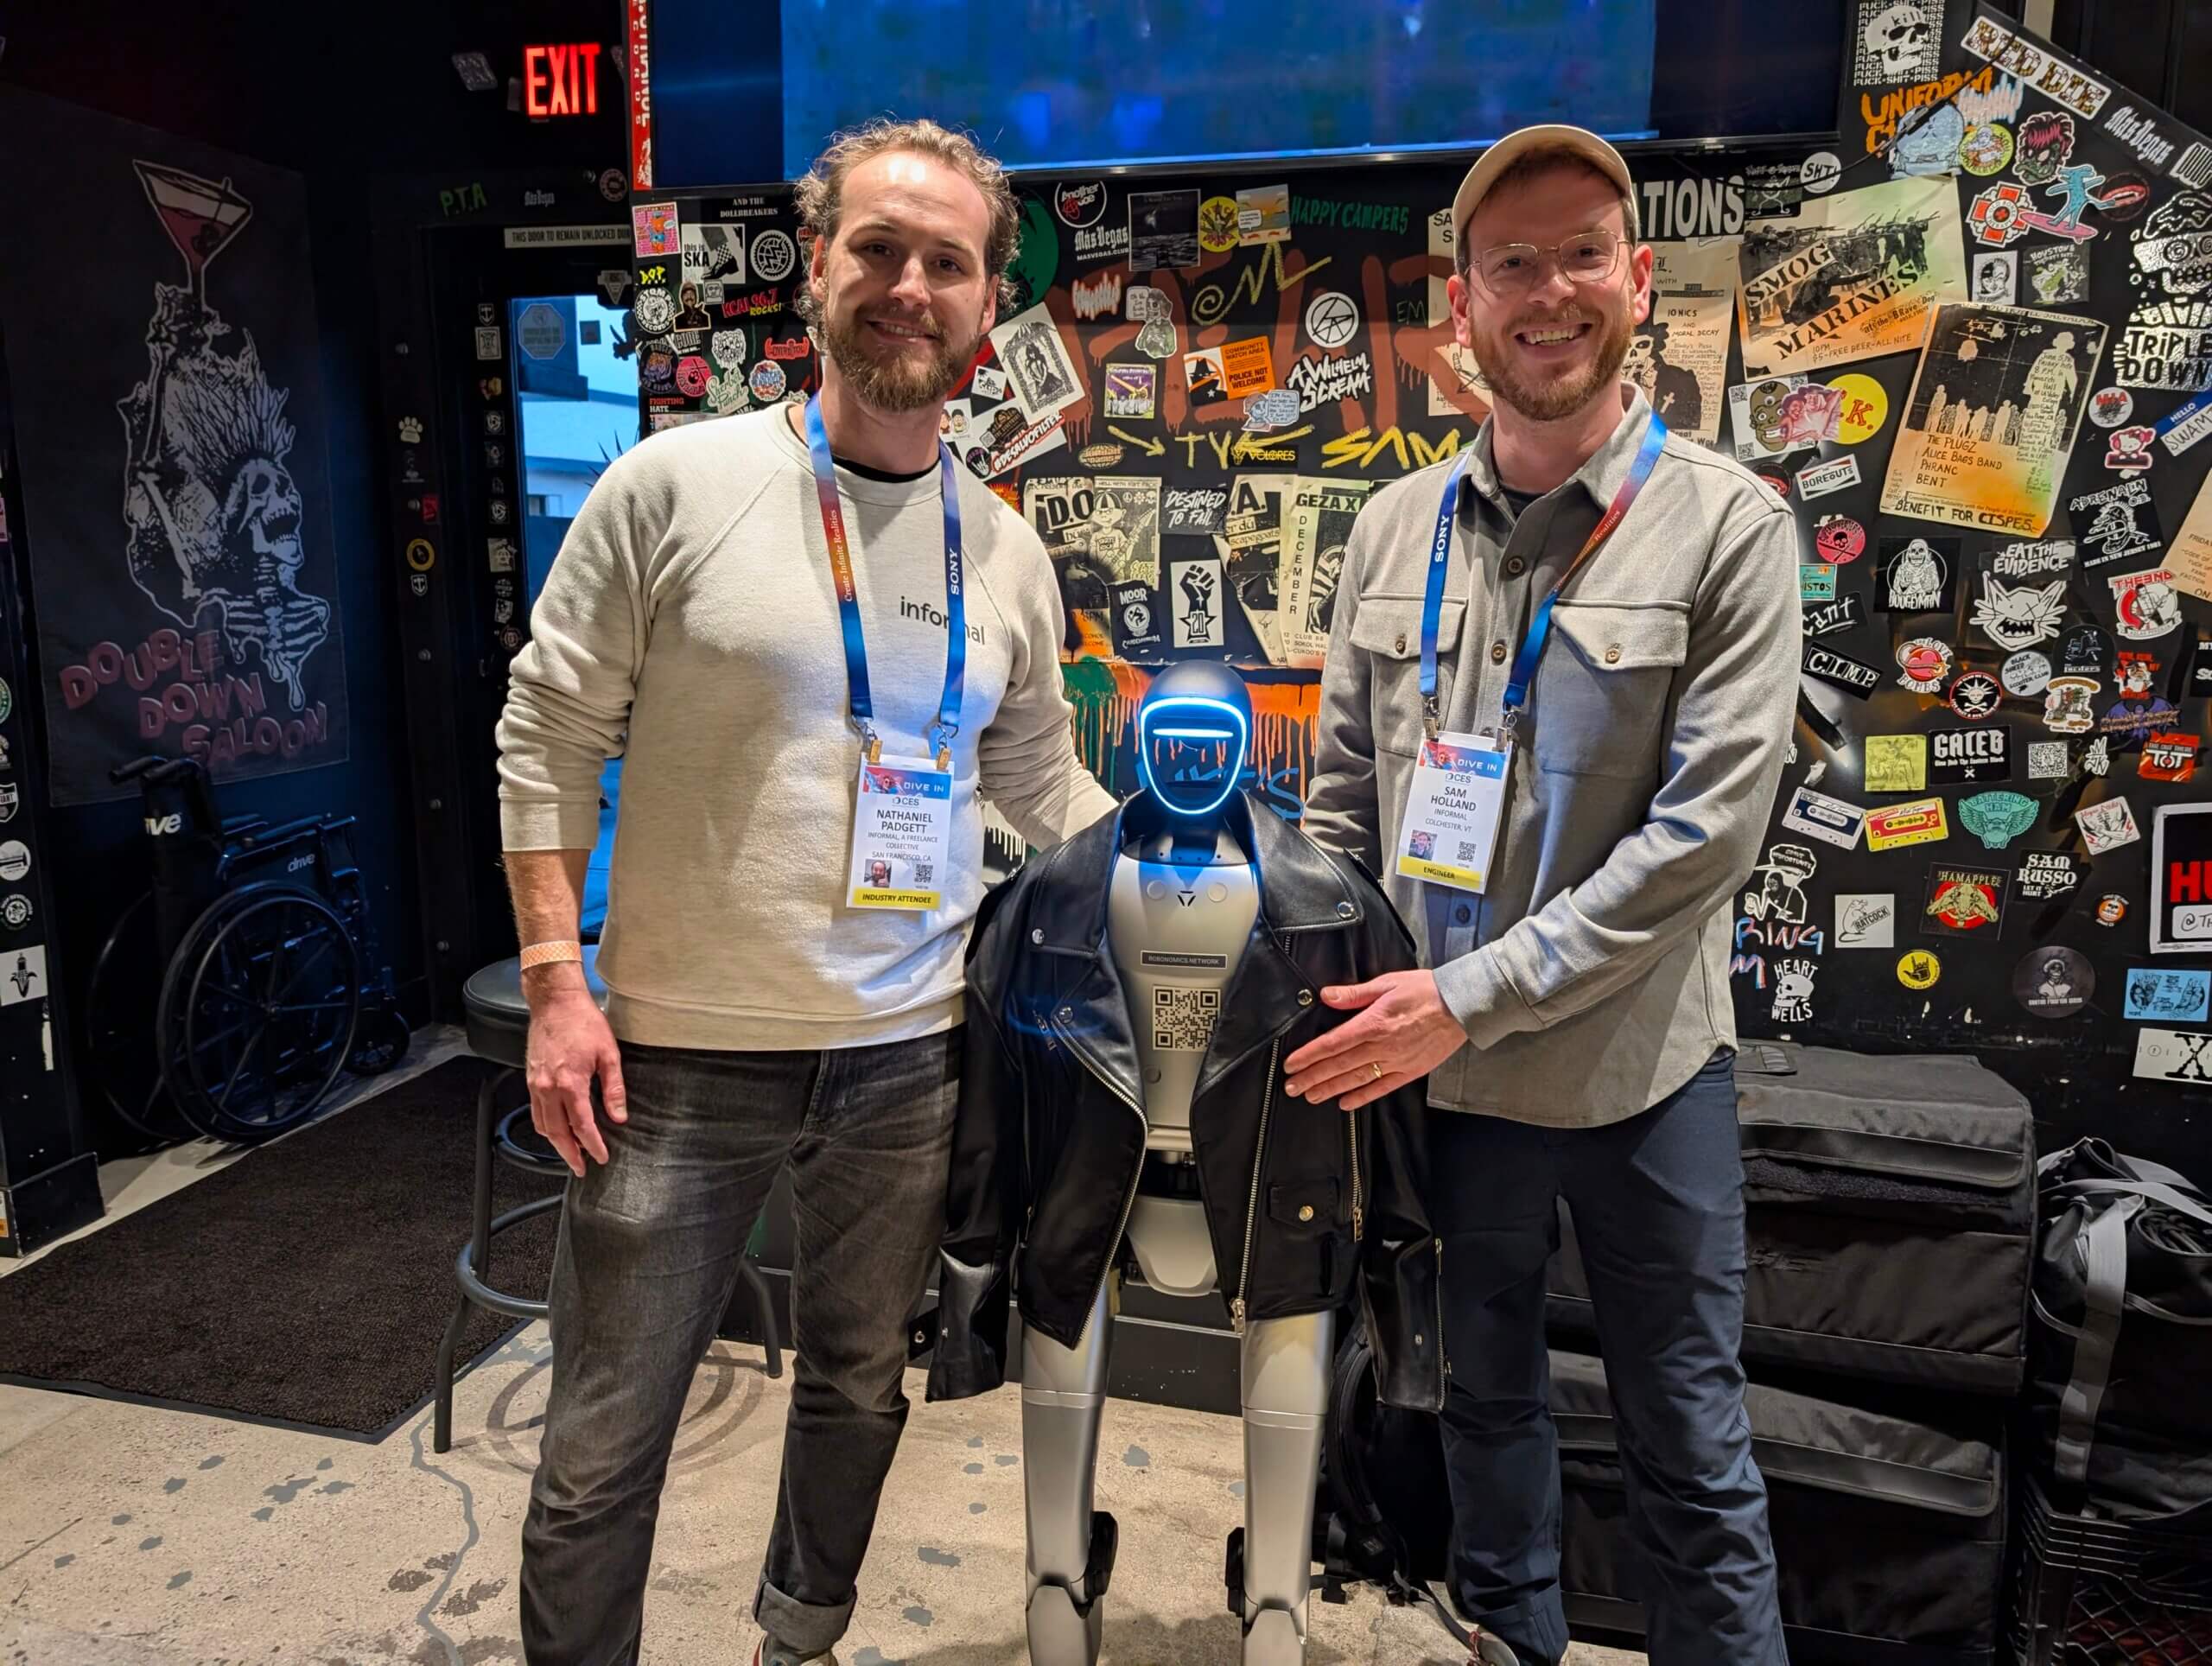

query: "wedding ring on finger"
xmin=1370 ymin=1060 xmax=1384 ymax=1082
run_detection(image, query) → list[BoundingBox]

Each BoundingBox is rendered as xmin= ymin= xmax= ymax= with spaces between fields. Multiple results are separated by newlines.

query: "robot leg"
xmin=1022 ymin=1281 xmax=1119 ymax=1666
xmin=1231 ymin=1308 xmax=1335 ymax=1664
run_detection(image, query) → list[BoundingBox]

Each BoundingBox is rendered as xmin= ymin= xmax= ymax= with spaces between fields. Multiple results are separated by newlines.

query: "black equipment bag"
xmin=1314 ymin=1326 xmax=1474 ymax=1649
xmin=1551 ymin=1349 xmax=2008 ymax=1665
xmin=1548 ymin=1042 xmax=2034 ymax=1395
xmin=2027 ymin=1137 xmax=2212 ymax=1526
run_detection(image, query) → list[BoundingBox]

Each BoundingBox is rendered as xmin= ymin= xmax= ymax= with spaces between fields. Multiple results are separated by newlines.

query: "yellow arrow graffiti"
xmin=1109 ymin=425 xmax=1166 ymax=457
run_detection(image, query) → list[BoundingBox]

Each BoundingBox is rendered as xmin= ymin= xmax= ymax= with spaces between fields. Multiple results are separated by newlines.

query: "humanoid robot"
xmin=931 ymin=658 xmax=1448 ymax=1663
xmin=1018 ymin=660 xmax=1340 ymax=1665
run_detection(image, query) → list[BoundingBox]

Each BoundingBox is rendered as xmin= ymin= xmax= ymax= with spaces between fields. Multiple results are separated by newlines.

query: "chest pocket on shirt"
xmin=1350 ymin=595 xmax=1465 ymax=758
xmin=1531 ymin=601 xmax=1690 ymax=779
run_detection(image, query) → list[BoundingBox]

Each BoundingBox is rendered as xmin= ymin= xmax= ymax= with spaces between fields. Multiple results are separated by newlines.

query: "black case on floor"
xmin=1548 ymin=1042 xmax=2036 ymax=1395
xmin=1550 ymin=1349 xmax=2007 ymax=1665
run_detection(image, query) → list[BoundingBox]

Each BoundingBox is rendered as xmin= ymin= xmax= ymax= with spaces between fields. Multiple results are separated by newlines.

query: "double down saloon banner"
xmin=0 ymin=92 xmax=349 ymax=805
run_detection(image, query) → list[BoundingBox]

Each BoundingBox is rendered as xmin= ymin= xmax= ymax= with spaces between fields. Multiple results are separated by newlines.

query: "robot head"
xmin=1135 ymin=660 xmax=1251 ymax=819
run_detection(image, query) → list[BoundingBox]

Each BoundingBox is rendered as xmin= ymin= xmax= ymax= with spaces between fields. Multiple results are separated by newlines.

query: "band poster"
xmin=1880 ymin=301 xmax=2107 ymax=537
xmin=1279 ymin=478 xmax=1373 ymax=668
xmin=1632 ymin=239 xmax=1738 ymax=446
xmin=1736 ymin=175 xmax=1969 ymax=378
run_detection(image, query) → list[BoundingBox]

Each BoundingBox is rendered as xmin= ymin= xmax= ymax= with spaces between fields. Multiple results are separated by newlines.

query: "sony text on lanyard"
xmin=804 ymin=397 xmax=967 ymax=912
xmin=1398 ymin=411 xmax=1667 ymax=894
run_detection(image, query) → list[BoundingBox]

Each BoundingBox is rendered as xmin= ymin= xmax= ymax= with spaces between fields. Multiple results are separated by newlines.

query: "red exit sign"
xmin=523 ymin=43 xmax=602 ymax=117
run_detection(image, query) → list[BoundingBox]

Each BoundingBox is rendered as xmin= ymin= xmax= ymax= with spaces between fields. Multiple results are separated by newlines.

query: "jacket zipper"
xmin=1047 ymin=1008 xmax=1148 ymax=1327
xmin=1346 ymin=1115 xmax=1363 ymax=1242
xmin=1230 ymin=1040 xmax=1281 ymax=1334
xmin=1436 ymin=1236 xmax=1449 ymax=1377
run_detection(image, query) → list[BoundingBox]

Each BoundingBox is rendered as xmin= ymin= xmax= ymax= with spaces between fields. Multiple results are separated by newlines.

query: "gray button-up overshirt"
xmin=1305 ymin=388 xmax=1800 ymax=1127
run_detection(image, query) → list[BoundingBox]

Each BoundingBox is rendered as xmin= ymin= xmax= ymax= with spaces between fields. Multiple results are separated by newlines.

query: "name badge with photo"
xmin=849 ymin=755 xmax=953 ymax=911
xmin=1397 ymin=731 xmax=1510 ymax=893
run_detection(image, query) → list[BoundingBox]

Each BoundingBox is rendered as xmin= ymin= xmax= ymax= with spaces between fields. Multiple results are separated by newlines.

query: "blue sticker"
xmin=2124 ymin=967 xmax=2211 ymax=1023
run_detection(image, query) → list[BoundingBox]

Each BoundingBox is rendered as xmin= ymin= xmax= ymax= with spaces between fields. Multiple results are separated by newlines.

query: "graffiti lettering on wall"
xmin=1191 ymin=242 xmax=1334 ymax=328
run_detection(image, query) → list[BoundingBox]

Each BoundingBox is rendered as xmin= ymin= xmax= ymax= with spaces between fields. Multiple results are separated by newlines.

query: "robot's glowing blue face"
xmin=1136 ymin=696 xmax=1248 ymax=818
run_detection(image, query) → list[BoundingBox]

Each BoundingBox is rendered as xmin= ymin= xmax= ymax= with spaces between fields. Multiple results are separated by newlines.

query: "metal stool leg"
xmin=434 ymin=1068 xmax=515 ymax=1453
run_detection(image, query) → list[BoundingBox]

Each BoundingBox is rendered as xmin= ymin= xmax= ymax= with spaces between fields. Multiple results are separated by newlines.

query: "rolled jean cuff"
xmin=753 ymin=1573 xmax=855 ymax=1656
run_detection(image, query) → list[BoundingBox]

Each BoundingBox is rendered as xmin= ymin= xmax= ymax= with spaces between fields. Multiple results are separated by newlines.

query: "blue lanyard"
xmin=803 ymin=398 xmax=966 ymax=768
xmin=1420 ymin=410 xmax=1669 ymax=739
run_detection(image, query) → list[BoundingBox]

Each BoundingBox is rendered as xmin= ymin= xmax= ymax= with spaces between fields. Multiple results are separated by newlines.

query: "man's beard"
xmin=821 ymin=296 xmax=984 ymax=414
xmin=1469 ymin=302 xmax=1636 ymax=423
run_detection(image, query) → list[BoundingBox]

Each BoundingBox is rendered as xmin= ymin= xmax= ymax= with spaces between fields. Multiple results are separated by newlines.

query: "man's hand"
xmin=1282 ymin=970 xmax=1468 ymax=1110
xmin=526 ymin=986 xmax=627 ymax=1177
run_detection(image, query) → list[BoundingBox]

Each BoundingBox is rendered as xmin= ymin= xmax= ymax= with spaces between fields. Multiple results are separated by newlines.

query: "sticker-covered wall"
xmin=621 ymin=4 xmax=2212 ymax=1169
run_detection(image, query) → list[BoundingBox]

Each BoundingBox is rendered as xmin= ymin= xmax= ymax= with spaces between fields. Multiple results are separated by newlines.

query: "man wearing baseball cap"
xmin=1294 ymin=125 xmax=1796 ymax=1663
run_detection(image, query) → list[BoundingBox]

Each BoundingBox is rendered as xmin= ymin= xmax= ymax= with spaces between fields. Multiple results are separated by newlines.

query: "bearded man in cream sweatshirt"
xmin=497 ymin=119 xmax=1116 ymax=1666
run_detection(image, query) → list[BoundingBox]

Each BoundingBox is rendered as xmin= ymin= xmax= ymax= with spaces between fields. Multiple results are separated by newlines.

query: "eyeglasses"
xmin=1472 ymin=229 xmax=1624 ymax=296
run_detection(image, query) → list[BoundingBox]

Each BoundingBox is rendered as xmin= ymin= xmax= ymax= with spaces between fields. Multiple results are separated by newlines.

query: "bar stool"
xmin=431 ymin=950 xmax=783 ymax=1453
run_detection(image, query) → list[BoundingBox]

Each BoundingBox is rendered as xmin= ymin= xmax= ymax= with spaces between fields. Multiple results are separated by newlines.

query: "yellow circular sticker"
xmin=1828 ymin=373 xmax=1889 ymax=444
xmin=1198 ymin=195 xmax=1242 ymax=254
xmin=404 ymin=537 xmax=436 ymax=572
xmin=1897 ymin=949 xmax=1941 ymax=990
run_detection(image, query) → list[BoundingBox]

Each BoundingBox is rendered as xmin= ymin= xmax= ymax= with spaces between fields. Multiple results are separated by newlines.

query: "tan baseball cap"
xmin=1452 ymin=124 xmax=1640 ymax=247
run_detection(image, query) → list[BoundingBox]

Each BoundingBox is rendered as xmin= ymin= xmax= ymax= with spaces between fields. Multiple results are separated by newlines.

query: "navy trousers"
xmin=1430 ymin=1048 xmax=1787 ymax=1665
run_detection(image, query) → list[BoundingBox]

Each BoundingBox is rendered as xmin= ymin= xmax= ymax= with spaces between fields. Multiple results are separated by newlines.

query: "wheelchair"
xmin=85 ymin=755 xmax=410 ymax=1147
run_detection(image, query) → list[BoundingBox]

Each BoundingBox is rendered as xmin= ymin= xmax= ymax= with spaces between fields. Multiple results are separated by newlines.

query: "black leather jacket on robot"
xmin=924 ymin=789 xmax=1447 ymax=1414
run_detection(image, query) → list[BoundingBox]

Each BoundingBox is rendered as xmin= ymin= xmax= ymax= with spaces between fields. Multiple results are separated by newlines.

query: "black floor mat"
xmin=0 ymin=1055 xmax=562 ymax=1439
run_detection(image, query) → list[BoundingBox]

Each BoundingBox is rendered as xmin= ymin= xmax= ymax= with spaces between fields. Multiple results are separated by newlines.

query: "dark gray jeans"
xmin=519 ymin=1027 xmax=961 ymax=1664
xmin=1432 ymin=1048 xmax=1786 ymax=1666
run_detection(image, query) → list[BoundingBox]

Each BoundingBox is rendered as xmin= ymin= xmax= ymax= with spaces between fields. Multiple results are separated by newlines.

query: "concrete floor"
xmin=0 ymin=1032 xmax=1644 ymax=1666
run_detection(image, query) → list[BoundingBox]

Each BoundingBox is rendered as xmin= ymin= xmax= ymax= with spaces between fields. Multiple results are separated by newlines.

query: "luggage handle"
xmin=2039 ymin=1139 xmax=2203 ymax=1198
xmin=2053 ymin=1197 xmax=2132 ymax=1492
xmin=2049 ymin=1176 xmax=2212 ymax=1231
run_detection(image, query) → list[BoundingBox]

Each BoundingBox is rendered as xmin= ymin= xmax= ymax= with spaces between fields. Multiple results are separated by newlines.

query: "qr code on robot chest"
xmin=1154 ymin=986 xmax=1221 ymax=1052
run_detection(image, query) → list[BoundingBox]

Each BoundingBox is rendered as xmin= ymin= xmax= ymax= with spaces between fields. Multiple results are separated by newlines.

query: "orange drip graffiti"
xmin=1062 ymin=661 xmax=1321 ymax=802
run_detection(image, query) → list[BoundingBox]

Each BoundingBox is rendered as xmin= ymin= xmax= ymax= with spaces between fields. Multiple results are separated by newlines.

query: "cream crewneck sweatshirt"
xmin=496 ymin=404 xmax=1117 ymax=1050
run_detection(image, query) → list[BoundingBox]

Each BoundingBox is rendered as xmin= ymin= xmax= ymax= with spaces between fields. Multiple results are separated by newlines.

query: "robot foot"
xmin=1239 ymin=1606 xmax=1304 ymax=1664
xmin=1025 ymin=1511 xmax=1117 ymax=1666
xmin=1026 ymin=1580 xmax=1103 ymax=1666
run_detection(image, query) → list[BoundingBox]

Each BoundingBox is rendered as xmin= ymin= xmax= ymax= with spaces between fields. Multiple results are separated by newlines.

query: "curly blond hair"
xmin=791 ymin=118 xmax=1020 ymax=328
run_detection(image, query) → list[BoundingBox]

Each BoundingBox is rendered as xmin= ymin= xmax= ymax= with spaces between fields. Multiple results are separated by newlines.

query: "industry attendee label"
xmin=848 ymin=757 xmax=952 ymax=911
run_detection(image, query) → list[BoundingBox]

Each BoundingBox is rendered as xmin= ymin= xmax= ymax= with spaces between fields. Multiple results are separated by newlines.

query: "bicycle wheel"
xmin=84 ymin=892 xmax=195 ymax=1147
xmin=158 ymin=883 xmax=360 ymax=1143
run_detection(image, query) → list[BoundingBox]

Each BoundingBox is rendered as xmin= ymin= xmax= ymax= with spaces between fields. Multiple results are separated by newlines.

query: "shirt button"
xmin=1394 ymin=633 xmax=1408 ymax=653
xmin=1491 ymin=639 xmax=1509 ymax=664
xmin=1505 ymin=556 xmax=1526 ymax=577
xmin=1453 ymin=903 xmax=1472 ymax=925
xmin=1298 ymin=1204 xmax=1315 ymax=1222
xmin=1605 ymin=645 xmax=1623 ymax=664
